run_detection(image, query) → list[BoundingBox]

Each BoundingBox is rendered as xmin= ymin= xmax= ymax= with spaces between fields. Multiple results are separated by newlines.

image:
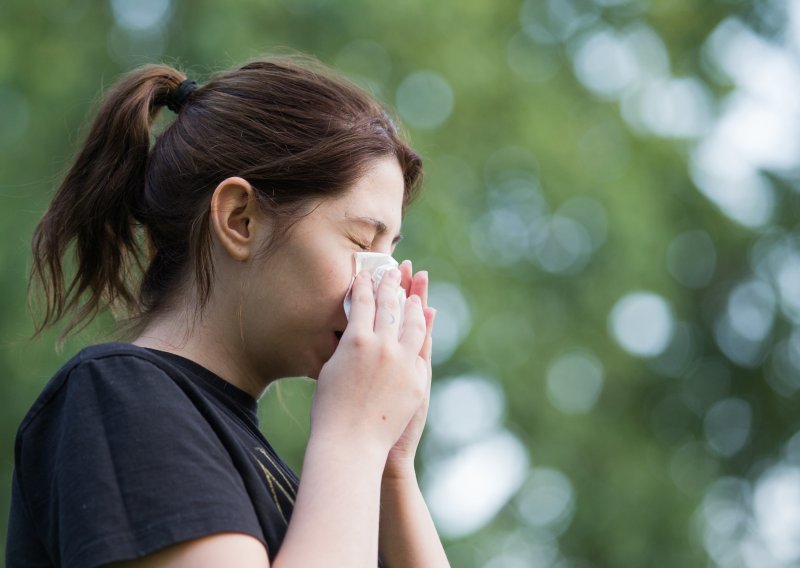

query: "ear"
xmin=209 ymin=177 xmax=264 ymax=262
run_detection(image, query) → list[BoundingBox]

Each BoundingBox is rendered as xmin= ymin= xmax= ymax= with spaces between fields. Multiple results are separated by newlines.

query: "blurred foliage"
xmin=2 ymin=0 xmax=799 ymax=566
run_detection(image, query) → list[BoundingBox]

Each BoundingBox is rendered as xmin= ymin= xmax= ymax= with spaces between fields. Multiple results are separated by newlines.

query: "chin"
xmin=295 ymin=351 xmax=327 ymax=381
xmin=288 ymin=338 xmax=335 ymax=381
xmin=297 ymin=364 xmax=322 ymax=381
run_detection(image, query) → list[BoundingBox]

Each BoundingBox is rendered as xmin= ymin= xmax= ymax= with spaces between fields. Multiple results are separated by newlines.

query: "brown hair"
xmin=29 ymin=55 xmax=423 ymax=344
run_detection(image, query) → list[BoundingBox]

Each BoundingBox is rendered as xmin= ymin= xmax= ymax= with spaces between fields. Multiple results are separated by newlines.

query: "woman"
xmin=6 ymin=55 xmax=450 ymax=567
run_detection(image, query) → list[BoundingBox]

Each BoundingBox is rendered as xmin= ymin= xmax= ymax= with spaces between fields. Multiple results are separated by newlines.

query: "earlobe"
xmin=209 ymin=177 xmax=259 ymax=262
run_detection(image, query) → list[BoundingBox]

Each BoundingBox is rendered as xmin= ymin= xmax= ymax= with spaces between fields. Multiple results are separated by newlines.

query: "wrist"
xmin=382 ymin=458 xmax=417 ymax=482
xmin=307 ymin=427 xmax=388 ymax=475
xmin=381 ymin=467 xmax=420 ymax=497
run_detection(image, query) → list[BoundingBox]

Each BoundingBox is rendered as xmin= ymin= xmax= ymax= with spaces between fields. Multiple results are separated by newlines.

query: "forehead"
xmin=326 ymin=157 xmax=405 ymax=229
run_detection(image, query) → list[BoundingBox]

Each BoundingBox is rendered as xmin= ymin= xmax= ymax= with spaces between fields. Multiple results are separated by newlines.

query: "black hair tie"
xmin=166 ymin=79 xmax=198 ymax=113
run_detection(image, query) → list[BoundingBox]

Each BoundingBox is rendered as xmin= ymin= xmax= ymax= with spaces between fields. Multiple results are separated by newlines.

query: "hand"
xmin=313 ymin=267 xmax=430 ymax=458
xmin=383 ymin=260 xmax=436 ymax=481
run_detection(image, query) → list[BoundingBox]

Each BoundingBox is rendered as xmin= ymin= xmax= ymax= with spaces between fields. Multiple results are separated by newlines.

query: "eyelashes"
xmin=348 ymin=234 xmax=372 ymax=251
xmin=351 ymin=238 xmax=399 ymax=254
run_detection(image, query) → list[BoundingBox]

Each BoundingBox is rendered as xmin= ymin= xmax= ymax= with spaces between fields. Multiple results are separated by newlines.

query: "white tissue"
xmin=343 ymin=252 xmax=406 ymax=328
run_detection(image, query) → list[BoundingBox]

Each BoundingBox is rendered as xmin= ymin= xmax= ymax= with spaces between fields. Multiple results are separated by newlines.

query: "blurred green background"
xmin=3 ymin=0 xmax=800 ymax=566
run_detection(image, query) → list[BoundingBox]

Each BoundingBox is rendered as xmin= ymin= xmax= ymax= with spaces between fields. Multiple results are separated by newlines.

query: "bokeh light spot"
xmin=515 ymin=467 xmax=575 ymax=533
xmin=714 ymin=279 xmax=775 ymax=367
xmin=520 ymin=0 xmax=599 ymax=45
xmin=396 ymin=70 xmax=454 ymax=129
xmin=622 ymin=77 xmax=714 ymax=138
xmin=704 ymin=398 xmax=752 ymax=457
xmin=545 ymin=350 xmax=604 ymax=414
xmin=529 ymin=215 xmax=593 ymax=275
xmin=109 ymin=0 xmax=171 ymax=31
xmin=728 ymin=279 xmax=776 ymax=342
xmin=428 ymin=282 xmax=471 ymax=365
xmin=753 ymin=465 xmax=800 ymax=564
xmin=571 ymin=26 xmax=639 ymax=99
xmin=609 ymin=291 xmax=675 ymax=357
xmin=429 ymin=375 xmax=506 ymax=447
xmin=425 ymin=430 xmax=530 ymax=538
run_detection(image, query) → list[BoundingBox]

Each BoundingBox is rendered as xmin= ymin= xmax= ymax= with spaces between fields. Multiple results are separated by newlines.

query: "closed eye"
xmin=351 ymin=238 xmax=371 ymax=251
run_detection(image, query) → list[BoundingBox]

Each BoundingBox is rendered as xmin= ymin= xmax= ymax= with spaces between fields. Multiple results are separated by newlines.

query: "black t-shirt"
xmin=6 ymin=342 xmax=301 ymax=567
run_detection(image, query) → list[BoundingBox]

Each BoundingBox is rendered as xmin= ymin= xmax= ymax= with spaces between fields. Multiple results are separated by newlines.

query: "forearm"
xmin=378 ymin=474 xmax=450 ymax=568
xmin=274 ymin=432 xmax=385 ymax=568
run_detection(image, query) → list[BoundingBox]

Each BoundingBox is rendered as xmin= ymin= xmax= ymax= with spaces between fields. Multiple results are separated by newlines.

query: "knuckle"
xmin=378 ymin=295 xmax=398 ymax=310
xmin=377 ymin=342 xmax=396 ymax=362
xmin=353 ymin=289 xmax=375 ymax=306
xmin=410 ymin=381 xmax=426 ymax=402
xmin=378 ymin=342 xmax=394 ymax=359
xmin=348 ymin=332 xmax=371 ymax=348
xmin=402 ymin=320 xmax=425 ymax=341
xmin=411 ymin=316 xmax=426 ymax=333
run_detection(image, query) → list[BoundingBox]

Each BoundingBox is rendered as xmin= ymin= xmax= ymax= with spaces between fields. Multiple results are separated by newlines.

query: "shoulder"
xmin=13 ymin=341 xmax=244 ymax=491
xmin=68 ymin=341 xmax=177 ymax=378
xmin=11 ymin=343 xmax=269 ymax=568
xmin=17 ymin=342 xmax=189 ymax=436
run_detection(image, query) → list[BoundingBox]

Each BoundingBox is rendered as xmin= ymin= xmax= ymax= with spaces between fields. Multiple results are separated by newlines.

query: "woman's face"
xmin=240 ymin=156 xmax=406 ymax=382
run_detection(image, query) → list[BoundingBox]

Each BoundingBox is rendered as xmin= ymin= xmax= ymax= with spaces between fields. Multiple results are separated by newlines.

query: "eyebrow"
xmin=346 ymin=215 xmax=404 ymax=245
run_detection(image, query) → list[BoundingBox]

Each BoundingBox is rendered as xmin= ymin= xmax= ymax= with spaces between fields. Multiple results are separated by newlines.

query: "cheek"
xmin=319 ymin=255 xmax=357 ymax=301
xmin=284 ymin=253 xmax=353 ymax=319
xmin=266 ymin=247 xmax=356 ymax=325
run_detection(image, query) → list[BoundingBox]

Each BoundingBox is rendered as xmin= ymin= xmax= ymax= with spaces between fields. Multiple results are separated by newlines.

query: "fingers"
xmin=400 ymin=295 xmax=427 ymax=351
xmin=343 ymin=270 xmax=376 ymax=336
xmin=419 ymin=307 xmax=435 ymax=393
xmin=405 ymin=267 xmax=433 ymax=359
xmin=374 ymin=268 xmax=402 ymax=337
xmin=346 ymin=260 xmax=430 ymax=346
xmin=396 ymin=259 xmax=426 ymax=306
xmin=422 ymin=307 xmax=436 ymax=362
xmin=400 ymin=260 xmax=413 ymax=297
xmin=410 ymin=270 xmax=429 ymax=308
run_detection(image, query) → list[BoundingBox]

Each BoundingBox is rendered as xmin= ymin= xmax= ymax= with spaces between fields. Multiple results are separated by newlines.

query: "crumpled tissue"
xmin=343 ymin=252 xmax=406 ymax=329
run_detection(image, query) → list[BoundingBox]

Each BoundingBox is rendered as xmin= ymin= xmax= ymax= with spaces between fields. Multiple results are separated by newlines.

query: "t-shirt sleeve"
xmin=15 ymin=354 xmax=265 ymax=568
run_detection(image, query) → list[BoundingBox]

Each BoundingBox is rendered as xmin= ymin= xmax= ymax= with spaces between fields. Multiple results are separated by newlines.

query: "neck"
xmin=132 ymin=307 xmax=270 ymax=400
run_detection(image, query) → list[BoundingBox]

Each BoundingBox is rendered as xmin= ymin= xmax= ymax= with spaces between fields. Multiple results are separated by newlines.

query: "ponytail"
xmin=29 ymin=65 xmax=187 ymax=343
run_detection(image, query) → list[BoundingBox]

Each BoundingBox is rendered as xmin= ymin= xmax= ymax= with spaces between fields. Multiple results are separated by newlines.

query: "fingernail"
xmin=409 ymin=295 xmax=420 ymax=304
xmin=388 ymin=268 xmax=401 ymax=282
xmin=419 ymin=270 xmax=428 ymax=280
